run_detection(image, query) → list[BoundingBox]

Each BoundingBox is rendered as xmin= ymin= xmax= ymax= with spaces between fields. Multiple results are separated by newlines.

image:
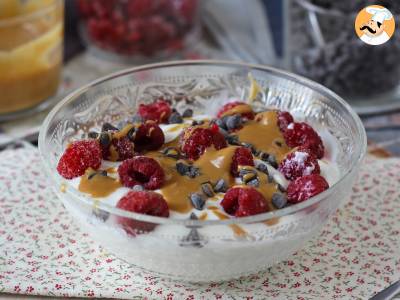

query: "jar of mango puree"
xmin=0 ymin=0 xmax=63 ymax=119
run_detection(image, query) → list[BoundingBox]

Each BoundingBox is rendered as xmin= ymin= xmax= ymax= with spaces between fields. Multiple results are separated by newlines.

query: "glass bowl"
xmin=38 ymin=60 xmax=366 ymax=282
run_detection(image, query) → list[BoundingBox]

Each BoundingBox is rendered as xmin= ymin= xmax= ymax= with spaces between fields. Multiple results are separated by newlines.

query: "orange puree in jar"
xmin=0 ymin=0 xmax=63 ymax=114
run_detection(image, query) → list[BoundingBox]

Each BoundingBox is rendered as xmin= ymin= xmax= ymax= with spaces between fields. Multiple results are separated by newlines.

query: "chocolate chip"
xmin=99 ymin=132 xmax=111 ymax=147
xmin=88 ymin=131 xmax=99 ymax=139
xmin=201 ymin=182 xmax=214 ymax=197
xmin=190 ymin=193 xmax=206 ymax=210
xmin=226 ymin=114 xmax=242 ymax=130
xmin=226 ymin=135 xmax=240 ymax=145
xmin=100 ymin=170 xmax=108 ymax=176
xmin=162 ymin=147 xmax=180 ymax=159
xmin=188 ymin=166 xmax=200 ymax=178
xmin=93 ymin=208 xmax=110 ymax=222
xmin=182 ymin=108 xmax=193 ymax=118
xmin=213 ymin=179 xmax=228 ymax=193
xmin=272 ymin=193 xmax=287 ymax=209
xmin=216 ymin=118 xmax=227 ymax=130
xmin=259 ymin=152 xmax=270 ymax=161
xmin=127 ymin=127 xmax=136 ymax=141
xmin=176 ymin=161 xmax=190 ymax=176
xmin=132 ymin=114 xmax=143 ymax=123
xmin=275 ymin=140 xmax=283 ymax=147
xmin=247 ymin=178 xmax=260 ymax=187
xmin=168 ymin=112 xmax=183 ymax=124
xmin=132 ymin=185 xmax=144 ymax=191
xmin=102 ymin=122 xmax=118 ymax=132
xmin=256 ymin=162 xmax=269 ymax=175
xmin=267 ymin=155 xmax=278 ymax=168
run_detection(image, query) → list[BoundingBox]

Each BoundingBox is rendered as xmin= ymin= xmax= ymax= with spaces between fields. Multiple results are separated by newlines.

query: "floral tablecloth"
xmin=0 ymin=148 xmax=399 ymax=299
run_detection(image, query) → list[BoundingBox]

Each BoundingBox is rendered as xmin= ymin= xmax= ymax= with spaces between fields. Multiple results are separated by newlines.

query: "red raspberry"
xmin=283 ymin=122 xmax=325 ymax=159
xmin=134 ymin=121 xmax=165 ymax=152
xmin=277 ymin=111 xmax=294 ymax=132
xmin=138 ymin=99 xmax=172 ymax=123
xmin=180 ymin=127 xmax=227 ymax=160
xmin=221 ymin=187 xmax=268 ymax=217
xmin=278 ymin=148 xmax=320 ymax=181
xmin=102 ymin=136 xmax=136 ymax=161
xmin=57 ymin=140 xmax=102 ymax=179
xmin=287 ymin=174 xmax=329 ymax=204
xmin=217 ymin=101 xmax=255 ymax=120
xmin=230 ymin=147 xmax=254 ymax=177
xmin=118 ymin=156 xmax=165 ymax=190
xmin=116 ymin=191 xmax=169 ymax=236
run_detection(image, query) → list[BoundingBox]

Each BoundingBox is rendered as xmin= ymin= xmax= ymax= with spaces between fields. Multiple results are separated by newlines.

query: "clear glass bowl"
xmin=38 ymin=60 xmax=366 ymax=282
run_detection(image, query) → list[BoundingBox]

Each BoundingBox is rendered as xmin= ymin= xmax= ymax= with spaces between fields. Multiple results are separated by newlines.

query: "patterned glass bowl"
xmin=38 ymin=60 xmax=366 ymax=282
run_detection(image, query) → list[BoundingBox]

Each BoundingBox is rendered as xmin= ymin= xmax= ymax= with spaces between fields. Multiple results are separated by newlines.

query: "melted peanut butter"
xmin=147 ymin=146 xmax=239 ymax=213
xmin=212 ymin=210 xmax=247 ymax=237
xmin=199 ymin=212 xmax=208 ymax=220
xmin=221 ymin=104 xmax=253 ymax=117
xmin=113 ymin=124 xmax=134 ymax=139
xmin=237 ymin=111 xmax=290 ymax=162
xmin=167 ymin=124 xmax=186 ymax=133
xmin=79 ymin=169 xmax=122 ymax=198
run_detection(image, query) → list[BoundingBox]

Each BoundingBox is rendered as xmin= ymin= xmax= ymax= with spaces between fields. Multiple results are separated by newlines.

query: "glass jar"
xmin=288 ymin=0 xmax=400 ymax=100
xmin=0 ymin=0 xmax=64 ymax=120
xmin=76 ymin=0 xmax=200 ymax=63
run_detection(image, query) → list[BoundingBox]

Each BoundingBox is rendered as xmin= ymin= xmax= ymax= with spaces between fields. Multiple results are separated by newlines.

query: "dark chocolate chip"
xmin=247 ymin=178 xmax=260 ymax=187
xmin=226 ymin=114 xmax=242 ymax=130
xmin=88 ymin=172 xmax=97 ymax=180
xmin=176 ymin=161 xmax=190 ymax=176
xmin=275 ymin=140 xmax=283 ymax=147
xmin=99 ymin=132 xmax=111 ymax=147
xmin=190 ymin=193 xmax=206 ymax=210
xmin=213 ymin=179 xmax=228 ymax=193
xmin=100 ymin=170 xmax=108 ymax=176
xmin=182 ymin=108 xmax=193 ymax=118
xmin=201 ymin=182 xmax=214 ymax=197
xmin=256 ymin=162 xmax=269 ymax=175
xmin=88 ymin=131 xmax=99 ymax=139
xmin=168 ymin=112 xmax=183 ymax=124
xmin=259 ymin=152 xmax=270 ymax=161
xmin=188 ymin=166 xmax=200 ymax=178
xmin=226 ymin=135 xmax=240 ymax=145
xmin=102 ymin=122 xmax=118 ymax=132
xmin=267 ymin=155 xmax=278 ymax=168
xmin=216 ymin=118 xmax=227 ymax=130
xmin=127 ymin=127 xmax=136 ymax=141
xmin=272 ymin=193 xmax=287 ymax=209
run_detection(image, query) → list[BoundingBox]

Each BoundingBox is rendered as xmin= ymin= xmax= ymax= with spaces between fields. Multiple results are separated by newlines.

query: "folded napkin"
xmin=0 ymin=148 xmax=399 ymax=299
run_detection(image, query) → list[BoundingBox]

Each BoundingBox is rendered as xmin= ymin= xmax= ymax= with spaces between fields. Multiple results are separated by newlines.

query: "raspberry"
xmin=180 ymin=127 xmax=227 ymax=160
xmin=102 ymin=136 xmax=136 ymax=161
xmin=57 ymin=140 xmax=102 ymax=179
xmin=221 ymin=187 xmax=268 ymax=217
xmin=277 ymin=111 xmax=294 ymax=132
xmin=217 ymin=101 xmax=255 ymax=120
xmin=287 ymin=174 xmax=329 ymax=204
xmin=118 ymin=156 xmax=165 ymax=190
xmin=230 ymin=147 xmax=254 ymax=177
xmin=278 ymin=148 xmax=320 ymax=181
xmin=283 ymin=122 xmax=325 ymax=159
xmin=116 ymin=191 xmax=169 ymax=236
xmin=134 ymin=121 xmax=165 ymax=152
xmin=138 ymin=99 xmax=172 ymax=123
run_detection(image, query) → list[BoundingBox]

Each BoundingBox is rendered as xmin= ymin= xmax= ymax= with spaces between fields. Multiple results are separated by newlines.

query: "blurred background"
xmin=1 ymin=0 xmax=400 ymax=155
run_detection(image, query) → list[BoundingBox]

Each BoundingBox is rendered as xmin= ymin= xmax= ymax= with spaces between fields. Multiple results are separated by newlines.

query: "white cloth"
xmin=360 ymin=31 xmax=390 ymax=45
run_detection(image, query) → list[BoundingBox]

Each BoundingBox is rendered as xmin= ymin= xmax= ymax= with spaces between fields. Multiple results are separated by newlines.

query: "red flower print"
xmin=115 ymin=287 xmax=124 ymax=292
xmin=25 ymin=286 xmax=34 ymax=293
xmin=324 ymin=276 xmax=333 ymax=282
xmin=55 ymin=284 xmax=62 ymax=290
xmin=293 ymin=272 xmax=301 ymax=277
xmin=346 ymin=271 xmax=354 ymax=276
xmin=14 ymin=285 xmax=21 ymax=292
xmin=346 ymin=287 xmax=353 ymax=293
xmin=287 ymin=260 xmax=294 ymax=266
xmin=106 ymin=258 xmax=113 ymax=263
xmin=166 ymin=293 xmax=174 ymax=300
xmin=85 ymin=276 xmax=91 ymax=281
xmin=303 ymin=266 xmax=310 ymax=272
xmin=292 ymin=282 xmax=301 ymax=288
xmin=313 ymin=258 xmax=320 ymax=263
xmin=87 ymin=290 xmax=95 ymax=297
xmin=156 ymin=289 xmax=163 ymax=294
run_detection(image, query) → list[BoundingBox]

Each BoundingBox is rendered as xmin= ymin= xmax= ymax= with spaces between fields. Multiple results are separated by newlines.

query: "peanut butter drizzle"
xmin=199 ymin=212 xmax=208 ymax=220
xmin=221 ymin=104 xmax=253 ymax=117
xmin=167 ymin=124 xmax=186 ymax=132
xmin=147 ymin=146 xmax=239 ymax=213
xmin=79 ymin=169 xmax=122 ymax=198
xmin=212 ymin=210 xmax=247 ymax=237
xmin=237 ymin=111 xmax=291 ymax=162
xmin=113 ymin=124 xmax=134 ymax=139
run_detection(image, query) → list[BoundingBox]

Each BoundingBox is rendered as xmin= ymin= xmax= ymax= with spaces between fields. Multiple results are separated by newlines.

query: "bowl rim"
xmin=38 ymin=59 xmax=367 ymax=226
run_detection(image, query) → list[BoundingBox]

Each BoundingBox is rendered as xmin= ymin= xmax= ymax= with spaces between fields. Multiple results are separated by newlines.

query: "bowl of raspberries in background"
xmin=76 ymin=0 xmax=200 ymax=62
xmin=39 ymin=60 xmax=366 ymax=282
